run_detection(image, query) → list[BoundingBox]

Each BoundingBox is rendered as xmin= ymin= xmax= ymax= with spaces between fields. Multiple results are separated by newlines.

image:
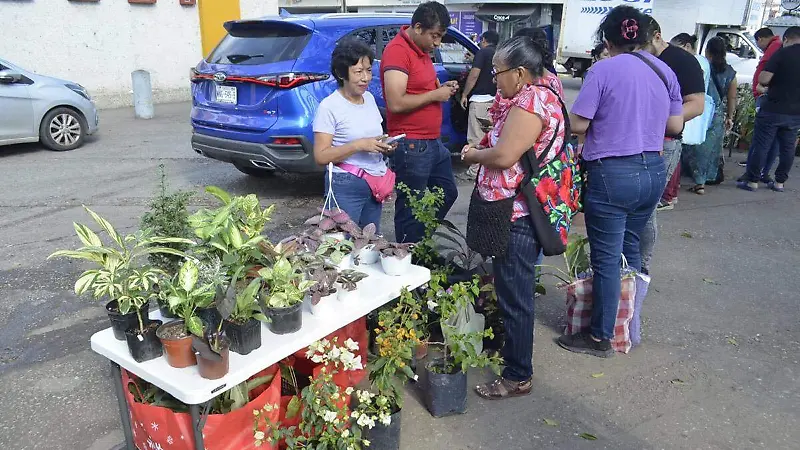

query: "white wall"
xmin=241 ymin=0 xmax=280 ymax=19
xmin=0 ymin=1 xmax=202 ymax=108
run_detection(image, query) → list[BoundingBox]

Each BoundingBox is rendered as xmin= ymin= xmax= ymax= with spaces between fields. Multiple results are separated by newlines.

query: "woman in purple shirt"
xmin=558 ymin=6 xmax=683 ymax=357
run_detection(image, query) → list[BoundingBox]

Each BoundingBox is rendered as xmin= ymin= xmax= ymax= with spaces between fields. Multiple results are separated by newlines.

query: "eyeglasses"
xmin=491 ymin=67 xmax=515 ymax=79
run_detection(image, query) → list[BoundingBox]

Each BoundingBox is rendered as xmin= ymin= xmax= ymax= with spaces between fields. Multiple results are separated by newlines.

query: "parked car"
xmin=0 ymin=58 xmax=99 ymax=151
xmin=190 ymin=13 xmax=479 ymax=177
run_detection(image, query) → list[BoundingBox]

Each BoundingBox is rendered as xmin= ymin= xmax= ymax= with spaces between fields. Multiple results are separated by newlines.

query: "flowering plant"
xmin=351 ymin=390 xmax=393 ymax=430
xmin=367 ymin=288 xmax=426 ymax=410
xmin=304 ymin=337 xmax=363 ymax=372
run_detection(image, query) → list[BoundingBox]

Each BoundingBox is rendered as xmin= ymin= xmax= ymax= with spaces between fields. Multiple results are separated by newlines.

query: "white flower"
xmin=357 ymin=390 xmax=372 ymax=403
xmin=310 ymin=354 xmax=324 ymax=364
xmin=322 ymin=410 xmax=338 ymax=423
xmin=356 ymin=414 xmax=370 ymax=428
xmin=379 ymin=413 xmax=391 ymax=426
xmin=349 ymin=355 xmax=363 ymax=371
xmin=345 ymin=386 xmax=354 ymax=396
xmin=329 ymin=346 xmax=342 ymax=360
xmin=427 ymin=300 xmax=439 ymax=311
xmin=351 ymin=410 xmax=361 ymax=419
xmin=305 ymin=348 xmax=315 ymax=359
xmin=254 ymin=431 xmax=265 ymax=440
xmin=413 ymin=374 xmax=419 ymax=381
xmin=320 ymin=338 xmax=330 ymax=348
xmin=344 ymin=338 xmax=359 ymax=351
xmin=342 ymin=429 xmax=350 ymax=438
xmin=331 ymin=392 xmax=340 ymax=400
xmin=363 ymin=440 xmax=371 ymax=447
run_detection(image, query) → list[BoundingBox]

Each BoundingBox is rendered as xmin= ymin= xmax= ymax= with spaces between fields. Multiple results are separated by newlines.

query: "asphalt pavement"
xmin=0 ymin=79 xmax=798 ymax=449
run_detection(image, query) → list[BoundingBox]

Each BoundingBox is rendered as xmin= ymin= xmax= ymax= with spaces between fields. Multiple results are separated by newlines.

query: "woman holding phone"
xmin=313 ymin=39 xmax=397 ymax=231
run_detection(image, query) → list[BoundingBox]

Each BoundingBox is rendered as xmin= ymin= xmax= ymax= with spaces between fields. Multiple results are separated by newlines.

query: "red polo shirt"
xmin=753 ymin=36 xmax=782 ymax=98
xmin=380 ymin=25 xmax=441 ymax=139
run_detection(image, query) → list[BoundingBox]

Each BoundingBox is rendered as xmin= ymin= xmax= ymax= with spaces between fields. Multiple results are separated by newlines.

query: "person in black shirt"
xmin=639 ymin=16 xmax=706 ymax=275
xmin=459 ymin=31 xmax=499 ymax=150
xmin=739 ymin=27 xmax=800 ymax=192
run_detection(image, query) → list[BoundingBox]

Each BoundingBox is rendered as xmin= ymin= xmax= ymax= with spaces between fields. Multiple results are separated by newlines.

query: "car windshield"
xmin=742 ymin=32 xmax=763 ymax=56
xmin=206 ymin=24 xmax=311 ymax=66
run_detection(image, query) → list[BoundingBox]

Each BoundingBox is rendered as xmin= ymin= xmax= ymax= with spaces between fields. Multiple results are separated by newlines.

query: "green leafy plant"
xmin=337 ymin=269 xmax=368 ymax=292
xmin=395 ymin=183 xmax=443 ymax=265
xmin=537 ymin=233 xmax=590 ymax=284
xmin=160 ymin=259 xmax=214 ymax=337
xmin=139 ymin=164 xmax=194 ymax=276
xmin=258 ymin=258 xmax=315 ymax=309
xmin=731 ymin=83 xmax=756 ymax=148
xmin=229 ymin=277 xmax=269 ymax=324
xmin=368 ymin=287 xmax=425 ymax=410
xmin=434 ymin=219 xmax=485 ymax=272
xmin=48 ymin=206 xmax=194 ymax=333
xmin=315 ymin=237 xmax=354 ymax=264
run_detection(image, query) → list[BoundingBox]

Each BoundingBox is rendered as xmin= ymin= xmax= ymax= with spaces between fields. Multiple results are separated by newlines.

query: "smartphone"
xmin=383 ymin=134 xmax=406 ymax=145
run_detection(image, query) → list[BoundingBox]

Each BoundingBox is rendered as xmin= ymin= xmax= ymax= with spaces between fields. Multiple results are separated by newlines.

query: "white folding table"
xmin=91 ymin=263 xmax=430 ymax=450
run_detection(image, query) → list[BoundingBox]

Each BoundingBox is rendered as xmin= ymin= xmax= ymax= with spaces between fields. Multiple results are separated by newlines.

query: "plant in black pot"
xmin=258 ymin=258 xmax=314 ymax=335
xmin=423 ymin=277 xmax=502 ymax=418
xmin=48 ymin=206 xmax=194 ymax=342
xmin=157 ymin=259 xmax=212 ymax=367
xmin=223 ymin=274 xmax=269 ymax=355
xmin=140 ymin=164 xmax=194 ymax=317
xmin=336 ymin=269 xmax=369 ymax=302
xmin=362 ymin=288 xmax=426 ymax=449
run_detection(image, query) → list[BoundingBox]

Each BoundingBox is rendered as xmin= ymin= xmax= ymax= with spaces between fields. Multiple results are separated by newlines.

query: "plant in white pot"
xmin=374 ymin=241 xmax=414 ymax=276
xmin=315 ymin=236 xmax=354 ymax=269
xmin=352 ymin=223 xmax=382 ymax=266
xmin=307 ymin=265 xmax=339 ymax=314
xmin=336 ymin=269 xmax=369 ymax=302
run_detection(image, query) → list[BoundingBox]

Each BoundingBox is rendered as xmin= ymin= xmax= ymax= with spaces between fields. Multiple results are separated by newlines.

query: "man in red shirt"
xmin=739 ymin=27 xmax=784 ymax=182
xmin=381 ymin=1 xmax=459 ymax=243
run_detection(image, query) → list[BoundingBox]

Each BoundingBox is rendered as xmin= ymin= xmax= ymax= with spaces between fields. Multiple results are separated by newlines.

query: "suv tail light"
xmin=272 ymin=137 xmax=302 ymax=145
xmin=190 ymin=70 xmax=327 ymax=90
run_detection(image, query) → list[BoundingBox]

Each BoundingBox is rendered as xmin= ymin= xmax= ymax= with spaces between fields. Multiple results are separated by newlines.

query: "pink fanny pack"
xmin=336 ymin=163 xmax=396 ymax=203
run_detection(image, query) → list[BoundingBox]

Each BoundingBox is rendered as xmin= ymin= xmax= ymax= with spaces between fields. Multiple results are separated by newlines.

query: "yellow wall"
xmin=198 ymin=0 xmax=241 ymax=57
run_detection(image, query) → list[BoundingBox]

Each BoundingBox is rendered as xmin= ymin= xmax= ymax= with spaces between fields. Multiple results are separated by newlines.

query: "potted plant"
xmin=48 ymin=207 xmax=193 ymax=342
xmin=423 ymin=278 xmax=502 ymax=418
xmin=140 ymin=164 xmax=194 ymax=317
xmin=156 ymin=259 xmax=211 ymax=368
xmin=352 ymin=223 xmax=381 ymax=265
xmin=224 ymin=275 xmax=269 ymax=355
xmin=258 ymin=258 xmax=315 ymax=335
xmin=253 ymin=339 xmax=369 ymax=449
xmin=307 ymin=265 xmax=339 ymax=315
xmin=315 ymin=236 xmax=355 ymax=269
xmin=191 ymin=279 xmax=238 ymax=380
xmin=374 ymin=241 xmax=414 ymax=276
xmin=363 ymin=288 xmax=425 ymax=449
xmin=303 ymin=208 xmax=360 ymax=241
xmin=336 ymin=269 xmax=369 ymax=302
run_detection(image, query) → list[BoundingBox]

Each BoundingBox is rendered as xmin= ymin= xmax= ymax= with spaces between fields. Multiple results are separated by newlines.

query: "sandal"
xmin=475 ymin=377 xmax=532 ymax=400
xmin=688 ymin=185 xmax=705 ymax=195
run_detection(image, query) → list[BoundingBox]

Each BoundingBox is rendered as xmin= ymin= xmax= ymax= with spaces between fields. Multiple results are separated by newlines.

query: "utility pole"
xmin=340 ymin=0 xmax=347 ymax=13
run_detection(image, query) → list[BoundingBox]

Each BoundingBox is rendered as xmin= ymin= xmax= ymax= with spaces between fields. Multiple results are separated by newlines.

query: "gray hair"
xmin=493 ymin=36 xmax=545 ymax=79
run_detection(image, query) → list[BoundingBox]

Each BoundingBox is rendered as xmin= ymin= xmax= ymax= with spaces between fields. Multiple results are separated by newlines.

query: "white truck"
xmin=558 ymin=0 xmax=765 ymax=85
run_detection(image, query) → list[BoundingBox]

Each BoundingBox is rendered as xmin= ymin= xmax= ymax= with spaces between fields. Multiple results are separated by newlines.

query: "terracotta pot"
xmin=197 ymin=336 xmax=230 ymax=380
xmin=416 ymin=342 xmax=429 ymax=360
xmin=156 ymin=321 xmax=197 ymax=368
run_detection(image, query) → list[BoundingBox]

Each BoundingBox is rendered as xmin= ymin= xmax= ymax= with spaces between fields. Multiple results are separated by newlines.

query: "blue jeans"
xmin=744 ymin=109 xmax=800 ymax=184
xmin=390 ymin=138 xmax=458 ymax=243
xmin=324 ymin=172 xmax=382 ymax=233
xmin=640 ymin=139 xmax=680 ymax=274
xmin=584 ymin=153 xmax=667 ymax=340
xmin=746 ymin=96 xmax=779 ymax=179
xmin=493 ymin=217 xmax=540 ymax=381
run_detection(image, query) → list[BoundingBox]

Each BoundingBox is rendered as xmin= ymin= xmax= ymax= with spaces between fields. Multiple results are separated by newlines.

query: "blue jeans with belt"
xmin=584 ymin=152 xmax=667 ymax=340
xmin=390 ymin=138 xmax=458 ymax=243
xmin=493 ymin=216 xmax=540 ymax=381
xmin=324 ymin=171 xmax=382 ymax=233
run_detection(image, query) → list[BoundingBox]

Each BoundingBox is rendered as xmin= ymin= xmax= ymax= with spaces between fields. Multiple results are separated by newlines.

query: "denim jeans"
xmin=324 ymin=171 xmax=382 ymax=233
xmin=584 ymin=153 xmax=667 ymax=340
xmin=640 ymin=139 xmax=680 ymax=274
xmin=390 ymin=138 xmax=458 ymax=243
xmin=493 ymin=217 xmax=540 ymax=381
xmin=747 ymin=96 xmax=779 ymax=179
xmin=744 ymin=109 xmax=800 ymax=184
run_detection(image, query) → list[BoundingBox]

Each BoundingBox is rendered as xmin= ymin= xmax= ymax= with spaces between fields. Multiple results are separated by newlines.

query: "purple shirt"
xmin=572 ymin=51 xmax=683 ymax=161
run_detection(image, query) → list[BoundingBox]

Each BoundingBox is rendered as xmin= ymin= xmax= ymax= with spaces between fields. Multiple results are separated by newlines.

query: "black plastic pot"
xmin=363 ymin=409 xmax=402 ymax=450
xmin=106 ymin=300 xmax=150 ymax=341
xmin=423 ymin=359 xmax=467 ymax=418
xmin=157 ymin=298 xmax=177 ymax=319
xmin=224 ymin=318 xmax=262 ymax=355
xmin=125 ymin=320 xmax=163 ymax=363
xmin=196 ymin=306 xmax=222 ymax=329
xmin=264 ymin=302 xmax=303 ymax=335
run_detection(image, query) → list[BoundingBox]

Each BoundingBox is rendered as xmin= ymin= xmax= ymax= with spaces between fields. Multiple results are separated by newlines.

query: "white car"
xmin=0 ymin=58 xmax=99 ymax=151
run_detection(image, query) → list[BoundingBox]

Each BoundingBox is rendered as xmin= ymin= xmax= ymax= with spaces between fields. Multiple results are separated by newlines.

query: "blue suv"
xmin=190 ymin=13 xmax=479 ymax=177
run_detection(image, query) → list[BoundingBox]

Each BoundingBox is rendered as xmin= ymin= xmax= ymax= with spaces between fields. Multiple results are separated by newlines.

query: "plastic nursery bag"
xmin=442 ymin=302 xmax=486 ymax=357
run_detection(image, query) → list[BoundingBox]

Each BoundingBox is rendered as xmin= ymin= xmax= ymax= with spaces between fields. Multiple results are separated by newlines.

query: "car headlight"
xmin=65 ymin=83 xmax=91 ymax=101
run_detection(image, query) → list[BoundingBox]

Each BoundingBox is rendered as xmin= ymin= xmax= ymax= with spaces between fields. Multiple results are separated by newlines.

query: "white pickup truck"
xmin=558 ymin=0 xmax=766 ymax=86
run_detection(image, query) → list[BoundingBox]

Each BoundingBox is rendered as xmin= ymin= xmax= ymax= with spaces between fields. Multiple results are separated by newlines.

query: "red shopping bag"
xmin=123 ymin=365 xmax=281 ymax=450
xmin=564 ymin=273 xmax=636 ymax=353
xmin=293 ymin=317 xmax=368 ymax=388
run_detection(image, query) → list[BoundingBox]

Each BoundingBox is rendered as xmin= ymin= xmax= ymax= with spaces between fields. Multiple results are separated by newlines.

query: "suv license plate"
xmin=216 ymin=85 xmax=237 ymax=104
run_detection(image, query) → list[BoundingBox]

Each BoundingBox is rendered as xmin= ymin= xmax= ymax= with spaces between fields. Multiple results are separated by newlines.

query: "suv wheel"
xmin=234 ymin=163 xmax=275 ymax=178
xmin=40 ymin=107 xmax=86 ymax=151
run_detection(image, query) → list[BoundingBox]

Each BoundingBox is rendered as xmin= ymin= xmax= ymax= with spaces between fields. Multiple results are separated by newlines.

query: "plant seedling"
xmin=337 ymin=269 xmax=368 ymax=292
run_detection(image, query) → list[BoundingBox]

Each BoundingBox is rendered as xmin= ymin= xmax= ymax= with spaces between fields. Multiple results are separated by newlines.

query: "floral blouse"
xmin=476 ymin=83 xmax=566 ymax=221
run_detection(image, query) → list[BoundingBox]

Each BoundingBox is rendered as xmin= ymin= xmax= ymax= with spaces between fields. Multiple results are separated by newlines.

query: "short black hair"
xmin=411 ymin=1 xmax=450 ymax=31
xmin=330 ymin=38 xmax=374 ymax=87
xmin=481 ymin=30 xmax=499 ymax=46
xmin=591 ymin=42 xmax=606 ymax=58
xmin=754 ymin=27 xmax=774 ymax=40
xmin=671 ymin=33 xmax=698 ymax=49
xmin=784 ymin=26 xmax=800 ymax=41
xmin=597 ymin=6 xmax=649 ymax=51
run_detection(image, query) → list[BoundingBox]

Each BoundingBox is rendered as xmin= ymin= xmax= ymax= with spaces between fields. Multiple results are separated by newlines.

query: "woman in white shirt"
xmin=313 ymin=39 xmax=394 ymax=231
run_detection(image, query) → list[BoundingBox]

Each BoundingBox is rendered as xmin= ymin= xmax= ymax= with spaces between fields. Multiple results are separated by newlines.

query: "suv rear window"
xmin=207 ymin=23 xmax=312 ymax=65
